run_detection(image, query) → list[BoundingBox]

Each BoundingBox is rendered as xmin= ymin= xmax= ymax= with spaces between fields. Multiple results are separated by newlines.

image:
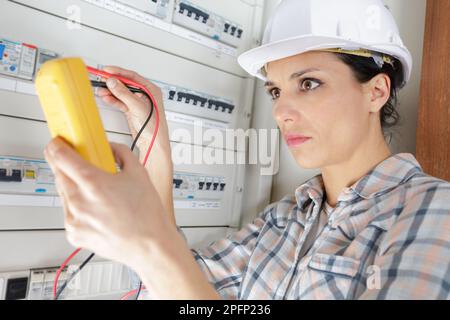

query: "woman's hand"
xmin=44 ymin=137 xmax=174 ymax=266
xmin=96 ymin=66 xmax=175 ymax=225
xmin=44 ymin=137 xmax=219 ymax=299
xmin=96 ymin=66 xmax=170 ymax=156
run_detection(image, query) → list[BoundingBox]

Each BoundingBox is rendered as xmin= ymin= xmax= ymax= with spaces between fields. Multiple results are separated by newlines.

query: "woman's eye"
xmin=269 ymin=88 xmax=281 ymax=100
xmin=300 ymin=79 xmax=321 ymax=91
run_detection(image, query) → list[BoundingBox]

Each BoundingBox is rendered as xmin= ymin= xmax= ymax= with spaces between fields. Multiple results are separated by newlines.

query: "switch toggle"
xmin=173 ymin=178 xmax=183 ymax=189
xmin=0 ymin=168 xmax=22 ymax=182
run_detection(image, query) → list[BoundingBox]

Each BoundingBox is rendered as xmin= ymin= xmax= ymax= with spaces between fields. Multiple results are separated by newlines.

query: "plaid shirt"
xmin=190 ymin=153 xmax=450 ymax=299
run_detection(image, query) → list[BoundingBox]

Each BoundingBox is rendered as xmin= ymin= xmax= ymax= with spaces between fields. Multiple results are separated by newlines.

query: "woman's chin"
xmin=292 ymin=152 xmax=319 ymax=170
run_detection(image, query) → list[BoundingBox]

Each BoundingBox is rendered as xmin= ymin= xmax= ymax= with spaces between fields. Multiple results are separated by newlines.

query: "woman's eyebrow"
xmin=290 ymin=68 xmax=321 ymax=80
xmin=264 ymin=68 xmax=321 ymax=87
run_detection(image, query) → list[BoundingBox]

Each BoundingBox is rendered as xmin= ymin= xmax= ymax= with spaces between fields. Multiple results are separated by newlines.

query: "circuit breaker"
xmin=156 ymin=79 xmax=235 ymax=126
xmin=0 ymin=38 xmax=58 ymax=82
xmin=173 ymin=0 xmax=244 ymax=48
xmin=0 ymin=39 xmax=37 ymax=80
xmin=0 ymin=156 xmax=57 ymax=206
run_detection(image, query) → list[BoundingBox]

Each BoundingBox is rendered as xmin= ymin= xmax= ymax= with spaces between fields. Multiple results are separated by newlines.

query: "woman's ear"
xmin=365 ymin=73 xmax=391 ymax=113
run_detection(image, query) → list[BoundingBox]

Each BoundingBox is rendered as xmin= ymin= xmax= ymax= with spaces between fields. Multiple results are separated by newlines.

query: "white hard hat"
xmin=238 ymin=0 xmax=412 ymax=87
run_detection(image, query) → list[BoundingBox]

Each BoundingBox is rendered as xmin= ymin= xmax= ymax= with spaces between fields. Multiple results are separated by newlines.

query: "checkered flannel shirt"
xmin=190 ymin=153 xmax=450 ymax=299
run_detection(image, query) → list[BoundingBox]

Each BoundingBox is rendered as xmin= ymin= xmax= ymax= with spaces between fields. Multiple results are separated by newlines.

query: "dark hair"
xmin=334 ymin=53 xmax=404 ymax=142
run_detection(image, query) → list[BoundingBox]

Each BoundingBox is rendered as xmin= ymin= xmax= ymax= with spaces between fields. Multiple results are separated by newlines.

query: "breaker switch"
xmin=173 ymin=178 xmax=183 ymax=189
xmin=11 ymin=170 xmax=22 ymax=182
xmin=220 ymin=183 xmax=226 ymax=191
xmin=168 ymin=90 xmax=176 ymax=100
xmin=0 ymin=169 xmax=22 ymax=182
xmin=199 ymin=97 xmax=208 ymax=107
xmin=213 ymin=182 xmax=219 ymax=191
xmin=205 ymin=182 xmax=212 ymax=190
xmin=198 ymin=181 xmax=205 ymax=190
xmin=237 ymin=29 xmax=243 ymax=38
xmin=179 ymin=3 xmax=209 ymax=23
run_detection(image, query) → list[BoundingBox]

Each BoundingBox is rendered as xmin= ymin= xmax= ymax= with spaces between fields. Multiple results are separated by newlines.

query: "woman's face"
xmin=265 ymin=51 xmax=376 ymax=169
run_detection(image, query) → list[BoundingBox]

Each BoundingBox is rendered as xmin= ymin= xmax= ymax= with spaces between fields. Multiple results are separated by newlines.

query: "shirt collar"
xmin=294 ymin=153 xmax=423 ymax=208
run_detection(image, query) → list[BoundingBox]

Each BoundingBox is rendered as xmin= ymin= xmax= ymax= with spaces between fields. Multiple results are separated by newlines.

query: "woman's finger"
xmin=106 ymin=78 xmax=144 ymax=111
xmin=65 ymin=221 xmax=97 ymax=249
xmin=95 ymin=87 xmax=113 ymax=97
xmin=103 ymin=66 xmax=148 ymax=85
xmin=101 ymin=95 xmax=129 ymax=113
xmin=45 ymin=137 xmax=108 ymax=188
xmin=103 ymin=66 xmax=162 ymax=95
xmin=110 ymin=142 xmax=142 ymax=173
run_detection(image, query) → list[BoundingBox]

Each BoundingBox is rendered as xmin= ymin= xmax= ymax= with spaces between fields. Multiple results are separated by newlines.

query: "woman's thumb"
xmin=106 ymin=78 xmax=139 ymax=107
xmin=110 ymin=143 xmax=141 ymax=172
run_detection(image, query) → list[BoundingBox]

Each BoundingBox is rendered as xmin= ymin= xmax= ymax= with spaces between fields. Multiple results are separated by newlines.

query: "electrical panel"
xmin=12 ymin=0 xmax=264 ymax=76
xmin=0 ymin=36 xmax=248 ymax=149
xmin=0 ymin=226 xmax=231 ymax=299
xmin=0 ymin=154 xmax=240 ymax=224
xmin=0 ymin=262 xmax=134 ymax=300
xmin=0 ymin=0 xmax=264 ymax=299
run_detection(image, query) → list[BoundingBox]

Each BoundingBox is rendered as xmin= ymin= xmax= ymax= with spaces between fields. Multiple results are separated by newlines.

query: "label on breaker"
xmin=0 ymin=39 xmax=37 ymax=80
xmin=165 ymin=111 xmax=228 ymax=130
xmin=174 ymin=200 xmax=221 ymax=209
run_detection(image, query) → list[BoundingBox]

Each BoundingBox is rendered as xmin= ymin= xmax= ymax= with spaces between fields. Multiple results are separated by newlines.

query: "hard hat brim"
xmin=238 ymin=34 xmax=412 ymax=87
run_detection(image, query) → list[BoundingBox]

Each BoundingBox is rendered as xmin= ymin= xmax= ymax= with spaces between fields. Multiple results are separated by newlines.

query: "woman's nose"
xmin=273 ymin=96 xmax=301 ymax=125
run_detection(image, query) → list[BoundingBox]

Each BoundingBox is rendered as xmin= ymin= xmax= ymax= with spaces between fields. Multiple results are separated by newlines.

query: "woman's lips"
xmin=285 ymin=135 xmax=312 ymax=147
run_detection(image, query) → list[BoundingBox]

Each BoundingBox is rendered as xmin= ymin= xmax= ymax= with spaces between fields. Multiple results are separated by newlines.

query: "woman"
xmin=45 ymin=0 xmax=450 ymax=299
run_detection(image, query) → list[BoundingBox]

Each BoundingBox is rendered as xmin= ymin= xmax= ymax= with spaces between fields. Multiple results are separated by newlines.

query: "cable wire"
xmin=135 ymin=281 xmax=143 ymax=300
xmin=55 ymin=252 xmax=95 ymax=300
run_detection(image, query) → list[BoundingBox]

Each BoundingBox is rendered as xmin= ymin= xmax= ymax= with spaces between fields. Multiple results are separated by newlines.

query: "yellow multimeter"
xmin=35 ymin=57 xmax=116 ymax=174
